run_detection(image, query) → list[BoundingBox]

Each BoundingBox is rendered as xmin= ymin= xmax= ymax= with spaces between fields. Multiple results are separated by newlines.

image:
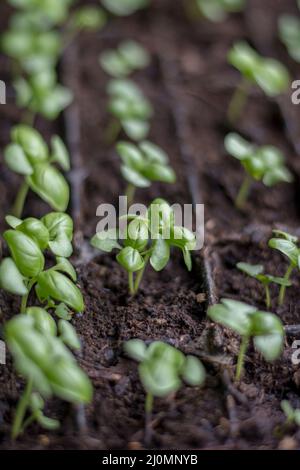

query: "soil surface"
xmin=1 ymin=0 xmax=300 ymax=450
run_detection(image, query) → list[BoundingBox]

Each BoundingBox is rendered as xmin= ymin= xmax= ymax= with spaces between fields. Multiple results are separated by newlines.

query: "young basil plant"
xmin=100 ymin=40 xmax=150 ymax=78
xmin=227 ymin=41 xmax=290 ymax=123
xmin=224 ymin=133 xmax=293 ymax=209
xmin=196 ymin=0 xmax=245 ymax=23
xmin=124 ymin=339 xmax=205 ymax=437
xmin=0 ymin=212 xmax=83 ymax=316
xmin=5 ymin=311 xmax=92 ymax=439
xmin=279 ymin=14 xmax=300 ymax=63
xmin=281 ymin=400 xmax=300 ymax=427
xmin=91 ymin=198 xmax=196 ymax=295
xmin=268 ymin=230 xmax=300 ymax=306
xmin=208 ymin=299 xmax=284 ymax=381
xmin=116 ymin=141 xmax=176 ymax=205
xmin=4 ymin=125 xmax=70 ymax=217
xmin=106 ymin=78 xmax=153 ymax=142
xmin=6 ymin=0 xmax=74 ymax=26
xmin=237 ymin=262 xmax=292 ymax=309
xmin=101 ymin=0 xmax=149 ymax=16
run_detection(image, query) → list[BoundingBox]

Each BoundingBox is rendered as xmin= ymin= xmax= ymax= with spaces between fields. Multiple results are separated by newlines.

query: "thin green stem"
xmin=235 ymin=336 xmax=249 ymax=382
xmin=228 ymin=77 xmax=251 ymax=125
xmin=11 ymin=378 xmax=33 ymax=440
xmin=279 ymin=263 xmax=293 ymax=306
xmin=12 ymin=181 xmax=29 ymax=219
xmin=133 ymin=253 xmax=151 ymax=295
xmin=126 ymin=183 xmax=136 ymax=208
xmin=265 ymin=284 xmax=271 ymax=310
xmin=128 ymin=272 xmax=135 ymax=296
xmin=235 ymin=174 xmax=252 ymax=210
xmin=20 ymin=280 xmax=35 ymax=314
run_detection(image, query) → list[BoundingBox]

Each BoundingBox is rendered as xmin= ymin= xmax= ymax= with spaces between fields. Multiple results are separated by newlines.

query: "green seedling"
xmin=101 ymin=0 xmax=149 ymax=16
xmin=106 ymin=78 xmax=153 ymax=142
xmin=268 ymin=230 xmax=300 ymax=306
xmin=0 ymin=212 xmax=83 ymax=316
xmin=91 ymin=198 xmax=196 ymax=295
xmin=237 ymin=262 xmax=292 ymax=309
xmin=208 ymin=299 xmax=284 ymax=381
xmin=281 ymin=400 xmax=300 ymax=427
xmin=227 ymin=41 xmax=290 ymax=123
xmin=116 ymin=141 xmax=176 ymax=205
xmin=196 ymin=0 xmax=245 ymax=22
xmin=279 ymin=14 xmax=300 ymax=63
xmin=5 ymin=311 xmax=92 ymax=439
xmin=224 ymin=133 xmax=293 ymax=209
xmin=100 ymin=40 xmax=150 ymax=78
xmin=4 ymin=125 xmax=70 ymax=217
xmin=124 ymin=339 xmax=205 ymax=443
xmin=7 ymin=0 xmax=74 ymax=26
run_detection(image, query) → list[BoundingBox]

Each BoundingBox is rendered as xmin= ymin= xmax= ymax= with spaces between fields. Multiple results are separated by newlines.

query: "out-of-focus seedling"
xmin=279 ymin=13 xmax=300 ymax=63
xmin=124 ymin=339 xmax=205 ymax=444
xmin=100 ymin=40 xmax=150 ymax=78
xmin=237 ymin=262 xmax=292 ymax=309
xmin=5 ymin=312 xmax=92 ymax=439
xmin=281 ymin=400 xmax=300 ymax=427
xmin=268 ymin=230 xmax=300 ymax=306
xmin=106 ymin=78 xmax=153 ymax=141
xmin=196 ymin=0 xmax=245 ymax=23
xmin=208 ymin=299 xmax=284 ymax=381
xmin=101 ymin=0 xmax=149 ymax=16
xmin=0 ymin=212 xmax=83 ymax=316
xmin=116 ymin=141 xmax=176 ymax=205
xmin=227 ymin=41 xmax=290 ymax=123
xmin=91 ymin=198 xmax=196 ymax=295
xmin=225 ymin=133 xmax=293 ymax=209
xmin=4 ymin=125 xmax=70 ymax=217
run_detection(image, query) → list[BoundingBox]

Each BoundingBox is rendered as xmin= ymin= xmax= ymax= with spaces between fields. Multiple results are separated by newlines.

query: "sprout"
xmin=227 ymin=41 xmax=290 ymax=123
xmin=116 ymin=141 xmax=176 ymax=205
xmin=196 ymin=0 xmax=245 ymax=23
xmin=5 ymin=312 xmax=92 ymax=439
xmin=0 ymin=212 xmax=83 ymax=315
xmin=268 ymin=230 xmax=300 ymax=306
xmin=100 ymin=40 xmax=150 ymax=78
xmin=224 ymin=133 xmax=293 ymax=209
xmin=91 ymin=198 xmax=196 ymax=295
xmin=281 ymin=400 xmax=300 ymax=427
xmin=101 ymin=0 xmax=149 ymax=16
xmin=69 ymin=6 xmax=107 ymax=31
xmin=237 ymin=262 xmax=292 ymax=309
xmin=4 ymin=125 xmax=70 ymax=217
xmin=124 ymin=339 xmax=205 ymax=442
xmin=106 ymin=79 xmax=153 ymax=142
xmin=279 ymin=14 xmax=300 ymax=63
xmin=208 ymin=299 xmax=284 ymax=381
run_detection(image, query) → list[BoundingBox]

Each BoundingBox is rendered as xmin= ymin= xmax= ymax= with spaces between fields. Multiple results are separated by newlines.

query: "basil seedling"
xmin=281 ymin=400 xmax=300 ymax=427
xmin=116 ymin=141 xmax=176 ymax=205
xmin=225 ymin=133 xmax=293 ymax=209
xmin=91 ymin=198 xmax=196 ymax=295
xmin=227 ymin=41 xmax=290 ymax=123
xmin=124 ymin=339 xmax=205 ymax=441
xmin=4 ymin=125 xmax=70 ymax=217
xmin=106 ymin=78 xmax=153 ymax=142
xmin=101 ymin=0 xmax=149 ymax=16
xmin=208 ymin=299 xmax=284 ymax=380
xmin=268 ymin=230 xmax=300 ymax=306
xmin=237 ymin=262 xmax=292 ymax=309
xmin=196 ymin=0 xmax=245 ymax=22
xmin=0 ymin=212 xmax=83 ymax=315
xmin=5 ymin=312 xmax=92 ymax=439
xmin=279 ymin=14 xmax=300 ymax=63
xmin=100 ymin=40 xmax=150 ymax=78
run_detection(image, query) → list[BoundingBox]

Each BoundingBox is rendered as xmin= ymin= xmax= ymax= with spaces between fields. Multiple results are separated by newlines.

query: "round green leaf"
xmin=4 ymin=230 xmax=45 ymax=278
xmin=116 ymin=246 xmax=145 ymax=272
xmin=0 ymin=257 xmax=28 ymax=296
xmin=12 ymin=125 xmax=48 ymax=163
xmin=150 ymin=238 xmax=170 ymax=271
xmin=124 ymin=339 xmax=147 ymax=362
xmin=58 ymin=320 xmax=81 ymax=350
xmin=91 ymin=229 xmax=121 ymax=253
xmin=4 ymin=143 xmax=33 ymax=175
xmin=51 ymin=135 xmax=70 ymax=171
xmin=17 ymin=217 xmax=49 ymax=250
xmin=182 ymin=355 xmax=206 ymax=387
xmin=26 ymin=307 xmax=57 ymax=336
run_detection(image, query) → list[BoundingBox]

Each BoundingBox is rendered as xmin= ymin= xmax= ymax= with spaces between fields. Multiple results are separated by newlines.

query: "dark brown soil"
xmin=1 ymin=0 xmax=300 ymax=450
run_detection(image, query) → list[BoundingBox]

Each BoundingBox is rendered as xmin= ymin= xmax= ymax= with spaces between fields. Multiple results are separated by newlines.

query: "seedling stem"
xmin=265 ymin=284 xmax=271 ymax=310
xmin=235 ymin=335 xmax=249 ymax=381
xmin=279 ymin=263 xmax=294 ymax=306
xmin=12 ymin=181 xmax=29 ymax=219
xmin=144 ymin=391 xmax=153 ymax=446
xmin=12 ymin=378 xmax=33 ymax=440
xmin=235 ymin=173 xmax=252 ymax=209
xmin=228 ymin=77 xmax=250 ymax=124
xmin=126 ymin=183 xmax=136 ymax=207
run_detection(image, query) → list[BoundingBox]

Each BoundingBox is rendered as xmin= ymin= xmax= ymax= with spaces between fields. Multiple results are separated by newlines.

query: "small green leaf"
xmin=51 ymin=135 xmax=70 ymax=171
xmin=237 ymin=262 xmax=264 ymax=278
xmin=55 ymin=257 xmax=77 ymax=282
xmin=12 ymin=125 xmax=48 ymax=163
xmin=224 ymin=133 xmax=254 ymax=160
xmin=71 ymin=6 xmax=107 ymax=30
xmin=4 ymin=143 xmax=33 ymax=175
xmin=122 ymin=118 xmax=150 ymax=141
xmin=55 ymin=303 xmax=73 ymax=321
xmin=268 ymin=238 xmax=299 ymax=266
xmin=58 ymin=320 xmax=81 ymax=350
xmin=0 ymin=257 xmax=28 ymax=296
xmin=5 ymin=215 xmax=22 ymax=229
xmin=182 ymin=355 xmax=206 ymax=386
xmin=124 ymin=339 xmax=147 ymax=362
xmin=4 ymin=230 xmax=45 ymax=278
xmin=121 ymin=165 xmax=150 ymax=188
xmin=116 ymin=246 xmax=145 ymax=272
xmin=17 ymin=217 xmax=49 ymax=250
xmin=208 ymin=299 xmax=255 ymax=336
xmin=91 ymin=229 xmax=121 ymax=253
xmin=139 ymin=140 xmax=168 ymax=164
xmin=150 ymin=238 xmax=170 ymax=271
xmin=26 ymin=307 xmax=57 ymax=336
xmin=119 ymin=40 xmax=150 ymax=69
